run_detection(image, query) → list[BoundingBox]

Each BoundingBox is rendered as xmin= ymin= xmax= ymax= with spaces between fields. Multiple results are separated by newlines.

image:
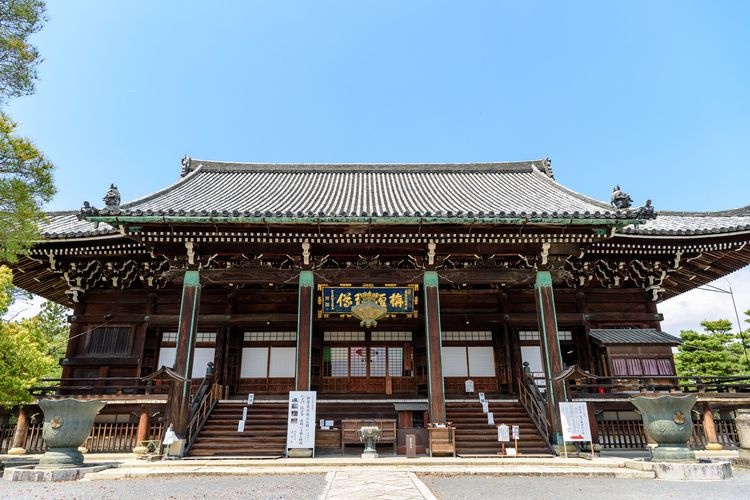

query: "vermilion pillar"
xmin=8 ymin=406 xmax=29 ymax=455
xmin=534 ymin=270 xmax=566 ymax=442
xmin=171 ymin=270 xmax=201 ymax=436
xmin=703 ymin=402 xmax=723 ymax=450
xmin=296 ymin=271 xmax=314 ymax=391
xmin=424 ymin=271 xmax=446 ymax=423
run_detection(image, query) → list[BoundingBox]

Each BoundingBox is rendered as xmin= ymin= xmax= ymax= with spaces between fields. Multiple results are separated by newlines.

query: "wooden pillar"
xmin=424 ymin=271 xmax=446 ymax=423
xmin=170 ymin=270 xmax=202 ymax=436
xmin=702 ymin=401 xmax=723 ymax=450
xmin=8 ymin=406 xmax=29 ymax=455
xmin=534 ymin=270 xmax=566 ymax=443
xmin=132 ymin=405 xmax=151 ymax=452
xmin=295 ymin=271 xmax=314 ymax=391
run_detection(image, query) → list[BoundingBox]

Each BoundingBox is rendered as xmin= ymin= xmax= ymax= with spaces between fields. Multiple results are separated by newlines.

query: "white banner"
xmin=559 ymin=402 xmax=592 ymax=442
xmin=286 ymin=391 xmax=317 ymax=452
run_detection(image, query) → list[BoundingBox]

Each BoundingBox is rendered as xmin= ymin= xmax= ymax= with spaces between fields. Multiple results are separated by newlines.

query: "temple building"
xmin=3 ymin=157 xmax=750 ymax=456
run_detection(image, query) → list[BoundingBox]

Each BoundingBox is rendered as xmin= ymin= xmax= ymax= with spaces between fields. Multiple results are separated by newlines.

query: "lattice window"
xmin=350 ymin=347 xmax=367 ymax=376
xmin=611 ymin=357 xmax=674 ymax=376
xmin=324 ymin=331 xmax=366 ymax=342
xmin=518 ymin=330 xmax=572 ymax=341
xmin=244 ymin=331 xmax=296 ymax=342
xmin=87 ymin=327 xmax=133 ymax=355
xmin=370 ymin=347 xmax=387 ymax=376
xmin=196 ymin=331 xmax=217 ymax=343
xmin=442 ymin=331 xmax=493 ymax=342
xmin=323 ymin=347 xmax=349 ymax=377
xmin=162 ymin=331 xmax=178 ymax=342
xmin=388 ymin=347 xmax=404 ymax=377
xmin=371 ymin=331 xmax=413 ymax=341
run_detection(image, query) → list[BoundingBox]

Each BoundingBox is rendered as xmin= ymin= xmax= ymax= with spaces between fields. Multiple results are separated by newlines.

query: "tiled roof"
xmin=95 ymin=159 xmax=629 ymax=219
xmin=35 ymin=158 xmax=749 ymax=240
xmin=39 ymin=212 xmax=117 ymax=239
xmin=621 ymin=207 xmax=750 ymax=236
xmin=590 ymin=328 xmax=681 ymax=345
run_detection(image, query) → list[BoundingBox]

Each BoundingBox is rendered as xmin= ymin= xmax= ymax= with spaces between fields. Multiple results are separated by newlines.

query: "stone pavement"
xmin=321 ymin=470 xmax=436 ymax=500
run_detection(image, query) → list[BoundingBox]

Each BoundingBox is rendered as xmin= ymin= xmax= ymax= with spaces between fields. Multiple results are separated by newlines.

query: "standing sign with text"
xmin=559 ymin=402 xmax=592 ymax=442
xmin=286 ymin=391 xmax=317 ymax=455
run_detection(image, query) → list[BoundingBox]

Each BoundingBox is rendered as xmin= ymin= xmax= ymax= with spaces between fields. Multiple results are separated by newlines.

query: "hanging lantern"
xmin=350 ymin=291 xmax=388 ymax=328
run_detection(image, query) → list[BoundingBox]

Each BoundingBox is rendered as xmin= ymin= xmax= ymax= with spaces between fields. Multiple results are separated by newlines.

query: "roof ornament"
xmin=636 ymin=199 xmax=655 ymax=219
xmin=76 ymin=201 xmax=100 ymax=228
xmin=541 ymin=157 xmax=555 ymax=178
xmin=610 ymin=185 xmax=633 ymax=210
xmin=103 ymin=184 xmax=121 ymax=209
xmin=181 ymin=155 xmax=192 ymax=177
xmin=77 ymin=201 xmax=95 ymax=220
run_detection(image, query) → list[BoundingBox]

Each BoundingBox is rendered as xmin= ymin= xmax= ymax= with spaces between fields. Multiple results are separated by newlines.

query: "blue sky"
xmin=4 ymin=1 xmax=750 ymax=330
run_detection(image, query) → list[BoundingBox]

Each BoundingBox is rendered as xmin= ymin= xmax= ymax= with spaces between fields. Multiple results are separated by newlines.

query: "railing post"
xmin=702 ymin=401 xmax=723 ymax=450
xmin=8 ymin=406 xmax=29 ymax=455
xmin=132 ymin=405 xmax=151 ymax=453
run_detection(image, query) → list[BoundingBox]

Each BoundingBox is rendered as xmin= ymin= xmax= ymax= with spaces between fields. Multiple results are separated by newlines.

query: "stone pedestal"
xmin=734 ymin=409 xmax=750 ymax=466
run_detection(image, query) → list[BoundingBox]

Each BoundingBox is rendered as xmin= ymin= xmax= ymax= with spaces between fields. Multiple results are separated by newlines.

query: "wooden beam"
xmin=166 ymin=267 xmax=568 ymax=286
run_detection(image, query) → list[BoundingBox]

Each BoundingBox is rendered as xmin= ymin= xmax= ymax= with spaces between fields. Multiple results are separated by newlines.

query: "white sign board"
xmin=512 ymin=425 xmax=520 ymax=440
xmin=247 ymin=393 xmax=255 ymax=404
xmin=559 ymin=402 xmax=592 ymax=442
xmin=465 ymin=379 xmax=475 ymax=393
xmin=487 ymin=412 xmax=495 ymax=425
xmin=478 ymin=392 xmax=486 ymax=403
xmin=237 ymin=420 xmax=245 ymax=433
xmin=481 ymin=401 xmax=489 ymax=414
xmin=497 ymin=424 xmax=510 ymax=442
xmin=286 ymin=391 xmax=317 ymax=452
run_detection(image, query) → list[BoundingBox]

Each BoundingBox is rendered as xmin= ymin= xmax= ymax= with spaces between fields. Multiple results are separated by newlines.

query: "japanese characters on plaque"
xmin=286 ymin=391 xmax=317 ymax=454
xmin=317 ymin=285 xmax=419 ymax=318
xmin=559 ymin=402 xmax=592 ymax=442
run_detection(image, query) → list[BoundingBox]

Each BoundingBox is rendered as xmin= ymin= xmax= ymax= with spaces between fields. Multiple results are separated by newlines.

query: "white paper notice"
xmin=487 ymin=412 xmax=495 ymax=425
xmin=247 ymin=393 xmax=255 ymax=405
xmin=242 ymin=407 xmax=248 ymax=421
xmin=559 ymin=402 xmax=592 ymax=442
xmin=481 ymin=401 xmax=489 ymax=413
xmin=237 ymin=420 xmax=245 ymax=432
xmin=498 ymin=424 xmax=510 ymax=442
xmin=286 ymin=391 xmax=317 ymax=452
xmin=512 ymin=425 xmax=520 ymax=440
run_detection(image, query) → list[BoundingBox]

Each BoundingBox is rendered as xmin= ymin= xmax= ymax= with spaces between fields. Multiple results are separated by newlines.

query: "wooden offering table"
xmin=428 ymin=425 xmax=456 ymax=457
xmin=315 ymin=428 xmax=341 ymax=449
xmin=341 ymin=419 xmax=397 ymax=454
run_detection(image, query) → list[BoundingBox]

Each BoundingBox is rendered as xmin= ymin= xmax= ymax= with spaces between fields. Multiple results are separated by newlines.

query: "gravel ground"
xmin=420 ymin=470 xmax=750 ymax=500
xmin=0 ymin=474 xmax=328 ymax=500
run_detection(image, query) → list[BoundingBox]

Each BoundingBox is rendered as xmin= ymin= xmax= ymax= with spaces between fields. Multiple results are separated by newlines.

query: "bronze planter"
xmin=37 ymin=399 xmax=106 ymax=469
xmin=631 ymin=394 xmax=697 ymax=462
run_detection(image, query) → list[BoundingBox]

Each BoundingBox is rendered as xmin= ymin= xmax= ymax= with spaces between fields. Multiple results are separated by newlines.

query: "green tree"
xmin=674 ymin=319 xmax=746 ymax=377
xmin=0 ymin=0 xmax=46 ymax=103
xmin=0 ymin=0 xmax=54 ymax=262
xmin=0 ymin=264 xmax=59 ymax=407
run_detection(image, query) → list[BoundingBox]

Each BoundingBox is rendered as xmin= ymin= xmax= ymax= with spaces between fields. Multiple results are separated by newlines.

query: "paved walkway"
xmin=321 ymin=470 xmax=436 ymax=500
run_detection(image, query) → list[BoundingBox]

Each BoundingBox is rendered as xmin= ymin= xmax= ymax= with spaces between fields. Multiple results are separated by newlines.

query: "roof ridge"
xmin=658 ymin=205 xmax=750 ymax=217
xmin=182 ymin=158 xmax=545 ymax=175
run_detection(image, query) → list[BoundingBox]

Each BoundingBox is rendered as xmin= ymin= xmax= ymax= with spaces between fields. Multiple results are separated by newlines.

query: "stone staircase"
xmin=446 ymin=401 xmax=552 ymax=455
xmin=187 ymin=401 xmax=288 ymax=457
